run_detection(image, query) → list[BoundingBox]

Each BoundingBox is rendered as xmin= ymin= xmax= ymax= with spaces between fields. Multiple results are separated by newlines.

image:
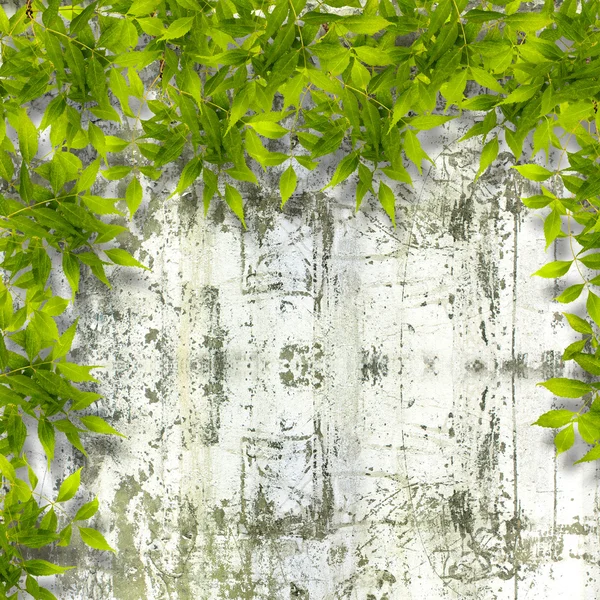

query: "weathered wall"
xmin=43 ymin=119 xmax=600 ymax=599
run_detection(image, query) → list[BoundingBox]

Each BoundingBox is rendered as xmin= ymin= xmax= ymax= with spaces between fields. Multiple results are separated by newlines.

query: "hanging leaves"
xmin=279 ymin=166 xmax=297 ymax=208
xmin=225 ymin=184 xmax=246 ymax=228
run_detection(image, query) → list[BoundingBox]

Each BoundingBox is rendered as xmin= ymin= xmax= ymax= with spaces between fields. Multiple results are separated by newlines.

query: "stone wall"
xmin=42 ymin=119 xmax=600 ymax=599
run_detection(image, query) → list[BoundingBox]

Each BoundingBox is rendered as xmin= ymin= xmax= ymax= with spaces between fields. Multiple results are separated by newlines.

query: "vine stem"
xmin=0 ymin=360 xmax=57 ymax=379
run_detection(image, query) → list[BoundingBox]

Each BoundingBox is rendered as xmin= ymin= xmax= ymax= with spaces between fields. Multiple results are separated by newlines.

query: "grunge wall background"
xmin=44 ymin=119 xmax=600 ymax=599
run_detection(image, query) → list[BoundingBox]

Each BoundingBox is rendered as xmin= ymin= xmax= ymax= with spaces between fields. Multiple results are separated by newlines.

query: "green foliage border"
xmin=0 ymin=0 xmax=599 ymax=596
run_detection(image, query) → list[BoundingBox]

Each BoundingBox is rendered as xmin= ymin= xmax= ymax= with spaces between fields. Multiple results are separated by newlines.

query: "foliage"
xmin=0 ymin=0 xmax=598 ymax=595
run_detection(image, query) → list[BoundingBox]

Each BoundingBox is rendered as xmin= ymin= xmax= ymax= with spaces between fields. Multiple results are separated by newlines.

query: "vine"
xmin=0 ymin=0 xmax=598 ymax=596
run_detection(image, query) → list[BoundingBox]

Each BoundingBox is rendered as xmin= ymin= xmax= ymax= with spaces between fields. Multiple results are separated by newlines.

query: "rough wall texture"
xmin=40 ymin=120 xmax=600 ymax=599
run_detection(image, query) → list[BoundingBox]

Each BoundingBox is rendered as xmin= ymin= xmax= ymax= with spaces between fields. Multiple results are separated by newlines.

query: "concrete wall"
xmin=45 ymin=119 xmax=600 ymax=599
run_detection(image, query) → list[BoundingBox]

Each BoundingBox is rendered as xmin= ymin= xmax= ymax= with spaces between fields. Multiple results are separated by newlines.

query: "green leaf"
xmin=279 ymin=166 xmax=297 ymax=208
xmin=23 ymin=560 xmax=74 ymax=576
xmin=33 ymin=247 xmax=52 ymax=288
xmin=295 ymin=156 xmax=319 ymax=171
xmin=574 ymin=444 xmax=600 ymax=464
xmin=82 ymin=195 xmax=123 ymax=216
xmin=79 ymin=415 xmax=125 ymax=437
xmin=105 ymin=136 xmax=129 ymax=153
xmin=378 ymin=182 xmax=396 ymax=227
xmin=78 ymin=526 xmax=116 ymax=553
xmin=161 ymin=16 xmax=194 ymax=39
xmin=38 ymin=418 xmax=55 ymax=465
xmin=154 ymin=135 xmax=186 ymax=167
xmin=64 ymin=41 xmax=86 ymax=94
xmin=563 ymin=312 xmax=593 ymax=335
xmin=228 ymin=85 xmax=253 ymax=132
xmin=538 ymin=377 xmax=592 ymax=398
xmin=522 ymin=195 xmax=552 ymax=209
xmin=70 ymin=1 xmax=98 ymax=34
xmin=311 ymin=130 xmax=345 ymax=159
xmin=353 ymin=46 xmax=391 ymax=66
xmin=354 ymin=163 xmax=371 ymax=210
xmin=341 ymin=15 xmax=390 ymax=34
xmin=128 ymin=0 xmax=161 ymax=16
xmin=533 ymin=119 xmax=555 ymax=160
xmin=12 ymin=477 xmax=31 ymax=502
xmin=86 ymin=57 xmax=107 ymax=104
xmin=323 ymin=153 xmax=358 ymax=190
xmin=0 ymin=7 xmax=9 ymax=34
xmin=19 ymin=72 xmax=50 ymax=104
xmin=588 ymin=290 xmax=600 ymax=327
xmin=90 ymin=104 xmax=122 ymax=123
xmin=440 ymin=69 xmax=467 ymax=105
xmin=202 ymin=168 xmax=218 ymax=216
xmin=57 ymin=523 xmax=73 ymax=548
xmin=554 ymin=423 xmax=575 ymax=455
xmin=0 ymin=150 xmax=14 ymax=182
xmin=499 ymin=84 xmax=542 ymax=105
xmin=56 ymin=468 xmax=82 ymax=503
xmin=7 ymin=409 xmax=26 ymax=455
xmin=351 ymin=60 xmax=371 ymax=89
xmin=532 ymin=260 xmax=572 ymax=278
xmin=18 ymin=530 xmax=59 ymax=549
xmin=126 ymin=177 xmax=143 ymax=216
xmin=390 ymin=88 xmax=414 ymax=129
xmin=575 ymin=175 xmax=600 ymax=202
xmin=555 ymin=284 xmax=584 ymax=304
xmin=76 ymin=159 xmax=102 ymax=195
xmin=381 ymin=166 xmax=412 ymax=185
xmin=16 ymin=113 xmax=38 ymax=164
xmin=403 ymin=130 xmax=431 ymax=175
xmin=513 ymin=164 xmax=554 ymax=181
xmin=102 ymin=166 xmax=132 ymax=180
xmin=75 ymin=497 xmax=99 ymax=521
xmin=28 ymin=464 xmax=38 ymax=490
xmin=469 ymin=67 xmax=504 ymax=94
xmin=475 ymin=137 xmax=499 ymax=181
xmin=62 ymin=253 xmax=80 ymax=298
xmin=362 ymin=99 xmax=381 ymax=147
xmin=244 ymin=129 xmax=288 ymax=168
xmin=170 ymin=157 xmax=202 ymax=198
xmin=57 ymin=362 xmax=99 ymax=382
xmin=249 ymin=122 xmax=288 ymax=139
xmin=0 ymin=453 xmax=16 ymax=483
xmin=51 ymin=320 xmax=78 ymax=360
xmin=544 ymin=208 xmax=563 ymax=250
xmin=109 ymin=69 xmax=134 ymax=118
xmin=105 ymin=248 xmax=148 ymax=270
xmin=505 ymin=12 xmax=553 ymax=32
xmin=224 ymin=184 xmax=246 ymax=228
xmin=20 ymin=163 xmax=33 ymax=202
xmin=579 ymin=253 xmax=600 ymax=269
xmin=226 ymin=164 xmax=258 ymax=185
xmin=533 ymin=409 xmax=575 ymax=428
xmin=71 ymin=391 xmax=103 ymax=412
xmin=40 ymin=507 xmax=58 ymax=531
xmin=280 ymin=74 xmax=306 ymax=109
xmin=462 ymin=95 xmax=499 ymax=111
xmin=137 ymin=17 xmax=165 ymax=36
xmin=574 ymin=353 xmax=600 ymax=375
xmin=408 ymin=114 xmax=454 ymax=131
xmin=32 ymin=311 xmax=60 ymax=341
